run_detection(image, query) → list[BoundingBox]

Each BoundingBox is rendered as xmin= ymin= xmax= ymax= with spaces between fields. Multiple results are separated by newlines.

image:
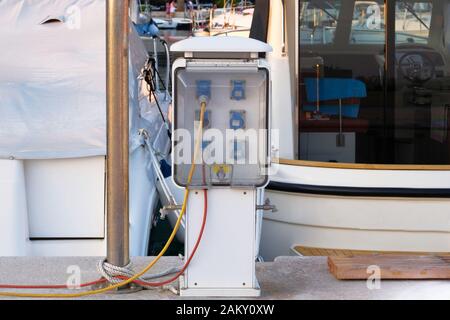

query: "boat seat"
xmin=303 ymin=78 xmax=367 ymax=118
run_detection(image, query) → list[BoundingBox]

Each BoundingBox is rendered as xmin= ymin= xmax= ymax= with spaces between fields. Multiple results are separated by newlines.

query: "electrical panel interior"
xmin=174 ymin=66 xmax=269 ymax=188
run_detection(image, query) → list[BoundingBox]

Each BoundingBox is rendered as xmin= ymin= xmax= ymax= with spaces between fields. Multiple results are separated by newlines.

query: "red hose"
xmin=0 ymin=279 xmax=106 ymax=290
xmin=0 ymin=190 xmax=208 ymax=290
xmin=133 ymin=189 xmax=208 ymax=287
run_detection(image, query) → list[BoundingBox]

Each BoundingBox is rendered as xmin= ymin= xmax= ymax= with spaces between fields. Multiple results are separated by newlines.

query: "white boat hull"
xmin=0 ymin=157 xmax=108 ymax=256
xmin=260 ymin=164 xmax=450 ymax=261
xmin=0 ymin=152 xmax=164 ymax=257
xmin=153 ymin=18 xmax=192 ymax=30
xmin=0 ymin=0 xmax=172 ymax=257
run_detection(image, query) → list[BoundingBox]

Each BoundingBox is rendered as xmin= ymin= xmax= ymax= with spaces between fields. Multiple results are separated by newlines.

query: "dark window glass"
xmin=350 ymin=1 xmax=386 ymax=44
xmin=298 ymin=0 xmax=450 ymax=165
xmin=300 ymin=0 xmax=342 ymax=44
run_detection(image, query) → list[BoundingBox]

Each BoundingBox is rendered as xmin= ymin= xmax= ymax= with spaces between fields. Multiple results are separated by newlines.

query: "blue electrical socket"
xmin=231 ymin=80 xmax=246 ymax=101
xmin=196 ymin=80 xmax=212 ymax=100
xmin=230 ymin=110 xmax=246 ymax=130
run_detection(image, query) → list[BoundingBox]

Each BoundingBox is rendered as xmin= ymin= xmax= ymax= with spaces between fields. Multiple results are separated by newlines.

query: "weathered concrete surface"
xmin=0 ymin=256 xmax=449 ymax=300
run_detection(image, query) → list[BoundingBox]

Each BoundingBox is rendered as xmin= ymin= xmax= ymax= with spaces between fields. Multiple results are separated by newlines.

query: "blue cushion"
xmin=304 ymin=78 xmax=367 ymax=102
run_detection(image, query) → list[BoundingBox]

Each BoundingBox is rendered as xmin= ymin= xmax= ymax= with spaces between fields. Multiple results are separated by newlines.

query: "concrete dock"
xmin=0 ymin=256 xmax=449 ymax=300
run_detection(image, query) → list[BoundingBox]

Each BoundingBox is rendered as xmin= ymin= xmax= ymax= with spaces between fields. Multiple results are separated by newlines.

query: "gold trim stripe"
xmin=275 ymin=158 xmax=450 ymax=171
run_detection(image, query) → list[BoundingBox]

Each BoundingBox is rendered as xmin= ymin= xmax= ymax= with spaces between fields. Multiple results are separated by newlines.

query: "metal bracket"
xmin=160 ymin=204 xmax=183 ymax=219
xmin=256 ymin=198 xmax=278 ymax=213
xmin=162 ymin=199 xmax=277 ymax=217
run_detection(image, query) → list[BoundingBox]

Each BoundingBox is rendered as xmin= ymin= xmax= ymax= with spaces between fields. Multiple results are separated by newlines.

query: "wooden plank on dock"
xmin=294 ymin=245 xmax=450 ymax=257
xmin=328 ymin=255 xmax=450 ymax=280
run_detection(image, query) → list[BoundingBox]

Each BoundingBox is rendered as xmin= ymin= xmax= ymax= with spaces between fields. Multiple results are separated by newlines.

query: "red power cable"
xmin=0 ymin=190 xmax=208 ymax=291
xmin=0 ymin=279 xmax=106 ymax=290
xmin=132 ymin=189 xmax=208 ymax=287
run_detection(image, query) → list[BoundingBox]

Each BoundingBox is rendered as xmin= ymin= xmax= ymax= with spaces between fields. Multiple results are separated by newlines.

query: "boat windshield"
xmin=350 ymin=1 xmax=432 ymax=44
xmin=300 ymin=0 xmax=342 ymax=44
xmin=297 ymin=0 xmax=450 ymax=166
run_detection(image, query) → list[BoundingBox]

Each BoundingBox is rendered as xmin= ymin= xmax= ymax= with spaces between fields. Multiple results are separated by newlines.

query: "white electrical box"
xmin=182 ymin=189 xmax=259 ymax=297
xmin=172 ymin=37 xmax=271 ymax=189
xmin=171 ymin=37 xmax=272 ymax=297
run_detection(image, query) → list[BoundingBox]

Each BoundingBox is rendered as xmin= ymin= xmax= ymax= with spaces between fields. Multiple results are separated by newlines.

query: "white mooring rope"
xmin=96 ymin=259 xmax=136 ymax=284
xmin=96 ymin=258 xmax=182 ymax=292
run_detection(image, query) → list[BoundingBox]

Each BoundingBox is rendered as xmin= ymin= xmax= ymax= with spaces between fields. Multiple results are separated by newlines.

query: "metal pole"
xmin=106 ymin=0 xmax=130 ymax=269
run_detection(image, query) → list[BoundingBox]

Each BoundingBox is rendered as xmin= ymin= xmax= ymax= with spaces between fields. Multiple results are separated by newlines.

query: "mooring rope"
xmin=96 ymin=258 xmax=182 ymax=290
xmin=96 ymin=259 xmax=136 ymax=285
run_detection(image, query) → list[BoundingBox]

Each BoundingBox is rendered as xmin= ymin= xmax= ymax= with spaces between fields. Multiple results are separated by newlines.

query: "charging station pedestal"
xmin=171 ymin=37 xmax=272 ymax=297
xmin=182 ymin=188 xmax=260 ymax=297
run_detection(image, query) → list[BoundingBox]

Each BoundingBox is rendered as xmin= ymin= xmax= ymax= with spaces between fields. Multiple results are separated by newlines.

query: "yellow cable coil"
xmin=0 ymin=101 xmax=208 ymax=298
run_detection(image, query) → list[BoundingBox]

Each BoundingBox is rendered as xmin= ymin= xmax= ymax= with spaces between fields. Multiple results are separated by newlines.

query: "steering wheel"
xmin=398 ymin=52 xmax=435 ymax=84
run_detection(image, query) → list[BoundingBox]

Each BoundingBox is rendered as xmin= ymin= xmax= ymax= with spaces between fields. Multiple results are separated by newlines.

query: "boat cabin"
xmin=296 ymin=0 xmax=450 ymax=166
xmin=260 ymin=0 xmax=450 ymax=260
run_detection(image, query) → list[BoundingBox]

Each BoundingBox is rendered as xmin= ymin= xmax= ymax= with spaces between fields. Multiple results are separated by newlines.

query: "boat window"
xmin=300 ymin=0 xmax=342 ymax=45
xmin=297 ymin=0 xmax=450 ymax=166
xmin=350 ymin=1 xmax=386 ymax=44
xmin=350 ymin=1 xmax=432 ymax=45
xmin=207 ymin=1 xmax=256 ymax=37
xmin=396 ymin=1 xmax=432 ymax=44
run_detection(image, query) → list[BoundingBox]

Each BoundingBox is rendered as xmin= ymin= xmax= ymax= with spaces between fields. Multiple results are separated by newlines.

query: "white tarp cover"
xmin=0 ymin=0 xmax=147 ymax=159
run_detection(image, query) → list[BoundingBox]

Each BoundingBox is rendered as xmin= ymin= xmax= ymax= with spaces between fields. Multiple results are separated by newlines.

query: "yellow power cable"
xmin=0 ymin=101 xmax=208 ymax=298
